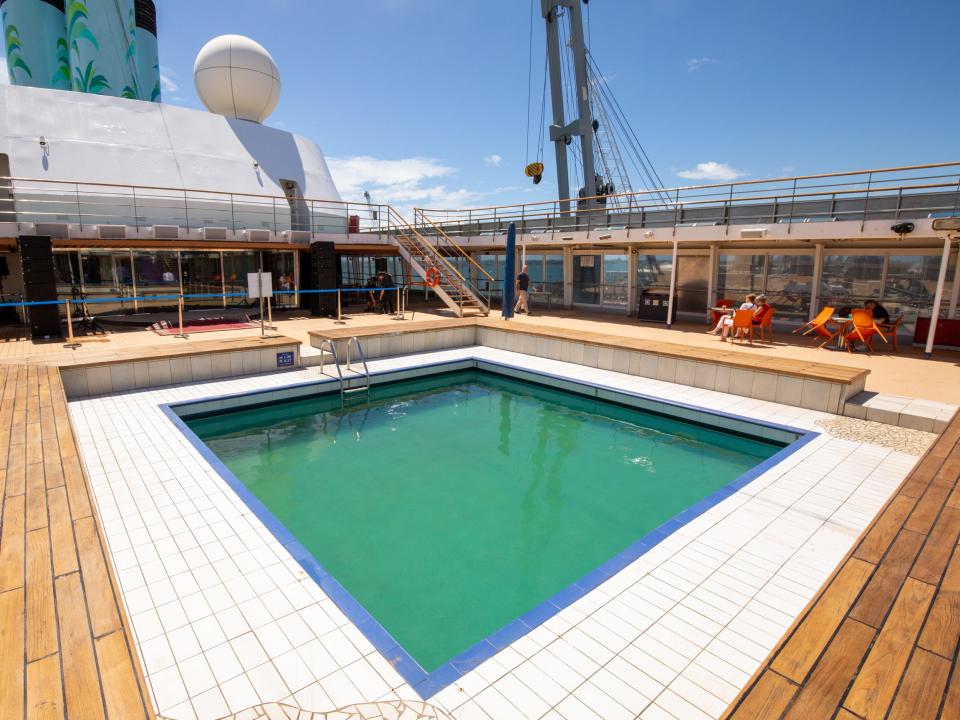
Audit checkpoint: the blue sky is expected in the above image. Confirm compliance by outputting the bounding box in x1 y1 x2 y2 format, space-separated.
4 0 959 212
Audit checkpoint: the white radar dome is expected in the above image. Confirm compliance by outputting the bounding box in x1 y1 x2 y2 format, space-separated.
193 35 281 123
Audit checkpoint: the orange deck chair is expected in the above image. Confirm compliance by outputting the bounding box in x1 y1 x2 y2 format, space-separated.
795 306 837 340
843 309 888 353
877 314 903 351
731 309 756 344
757 307 776 343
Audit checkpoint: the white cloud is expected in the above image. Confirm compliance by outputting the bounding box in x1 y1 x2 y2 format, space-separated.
159 73 178 93
0 58 9 85
676 161 745 181
327 156 482 217
686 57 716 73
484 154 503 167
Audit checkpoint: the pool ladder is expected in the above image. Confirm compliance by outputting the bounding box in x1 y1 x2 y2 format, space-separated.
316 337 371 405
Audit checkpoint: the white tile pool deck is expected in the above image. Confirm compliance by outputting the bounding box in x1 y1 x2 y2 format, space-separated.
67 346 921 720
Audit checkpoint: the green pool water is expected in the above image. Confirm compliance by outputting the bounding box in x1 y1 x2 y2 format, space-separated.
186 369 782 672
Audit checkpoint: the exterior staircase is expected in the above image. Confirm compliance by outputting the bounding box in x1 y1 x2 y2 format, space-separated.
385 207 492 317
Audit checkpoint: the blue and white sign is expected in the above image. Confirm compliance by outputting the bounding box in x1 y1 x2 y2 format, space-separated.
276 351 294 367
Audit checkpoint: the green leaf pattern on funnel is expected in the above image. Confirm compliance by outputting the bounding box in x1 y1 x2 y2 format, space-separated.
3 16 33 80
67 0 110 94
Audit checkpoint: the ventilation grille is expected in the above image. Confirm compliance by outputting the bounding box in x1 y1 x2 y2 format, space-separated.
283 230 312 243
245 229 271 243
202 227 228 241
153 224 179 240
97 224 126 240
35 222 69 238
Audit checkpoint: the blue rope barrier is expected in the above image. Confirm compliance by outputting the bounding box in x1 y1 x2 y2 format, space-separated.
0 286 403 308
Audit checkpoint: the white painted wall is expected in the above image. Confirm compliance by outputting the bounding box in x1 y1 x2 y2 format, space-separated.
0 84 341 203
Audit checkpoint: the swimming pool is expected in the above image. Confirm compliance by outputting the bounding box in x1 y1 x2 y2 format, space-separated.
175 365 796 695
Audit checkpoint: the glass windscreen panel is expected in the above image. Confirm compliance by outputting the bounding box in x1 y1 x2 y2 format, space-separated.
884 254 952 333
80 250 134 314
717 254 764 304
180 252 223 308
821 255 884 314
602 254 629 306
222 251 258 309
573 254 601 304
766 254 814 320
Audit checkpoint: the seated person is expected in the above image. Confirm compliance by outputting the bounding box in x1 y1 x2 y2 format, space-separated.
752 295 772 325
864 299 890 324
364 275 379 312
709 293 756 335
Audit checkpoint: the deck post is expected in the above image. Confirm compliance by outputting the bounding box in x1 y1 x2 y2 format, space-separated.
809 243 824 321
924 235 953 358
666 237 679 328
706 244 717 314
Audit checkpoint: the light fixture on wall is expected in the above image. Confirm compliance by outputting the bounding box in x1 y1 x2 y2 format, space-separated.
644 230 654 238
252 161 260 170
932 218 960 232
598 234 612 240
38 136 47 148
740 227 768 239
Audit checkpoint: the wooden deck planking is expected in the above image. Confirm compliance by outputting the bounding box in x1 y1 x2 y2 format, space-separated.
0 364 154 720
723 408 960 719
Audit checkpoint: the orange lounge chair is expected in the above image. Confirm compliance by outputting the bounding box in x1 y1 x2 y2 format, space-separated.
756 307 775 343
876 314 903 351
731 308 756 344
795 306 837 341
843 309 888 353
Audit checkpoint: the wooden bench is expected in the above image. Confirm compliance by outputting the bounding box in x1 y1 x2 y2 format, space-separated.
55 335 302 398
311 318 869 414
723 408 960 719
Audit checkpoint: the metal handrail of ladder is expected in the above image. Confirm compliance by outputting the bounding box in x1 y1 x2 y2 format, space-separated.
316 338 345 402
316 337 371 405
345 337 371 403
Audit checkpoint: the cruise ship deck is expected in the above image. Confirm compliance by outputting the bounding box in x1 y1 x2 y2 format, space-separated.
1 2 959 716
0 302 958 719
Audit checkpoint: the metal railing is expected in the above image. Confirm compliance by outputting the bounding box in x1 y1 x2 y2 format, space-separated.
0 175 395 236
415 161 960 238
384 206 491 316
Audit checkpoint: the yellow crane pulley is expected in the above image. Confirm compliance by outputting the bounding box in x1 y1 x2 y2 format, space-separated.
524 161 544 185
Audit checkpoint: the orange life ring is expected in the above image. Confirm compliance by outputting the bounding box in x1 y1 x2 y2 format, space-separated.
425 268 441 287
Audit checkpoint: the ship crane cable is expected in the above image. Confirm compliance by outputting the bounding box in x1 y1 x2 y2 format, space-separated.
524 0 547 185
526 0 669 208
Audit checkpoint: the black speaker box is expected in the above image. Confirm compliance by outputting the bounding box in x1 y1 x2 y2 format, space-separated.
308 242 338 316
18 235 53 255
28 306 60 338
18 235 60 337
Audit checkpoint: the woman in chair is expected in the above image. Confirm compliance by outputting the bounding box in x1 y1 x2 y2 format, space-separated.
709 293 756 336
752 295 772 328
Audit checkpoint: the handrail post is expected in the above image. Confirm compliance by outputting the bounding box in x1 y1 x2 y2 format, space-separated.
335 288 345 325
787 178 797 234
63 299 80 348
176 293 187 339
75 183 83 229
230 193 236 233
861 171 872 232
131 186 139 231
272 197 277 235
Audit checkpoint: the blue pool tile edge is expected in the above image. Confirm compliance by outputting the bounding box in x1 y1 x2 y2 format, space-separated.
159 360 819 700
